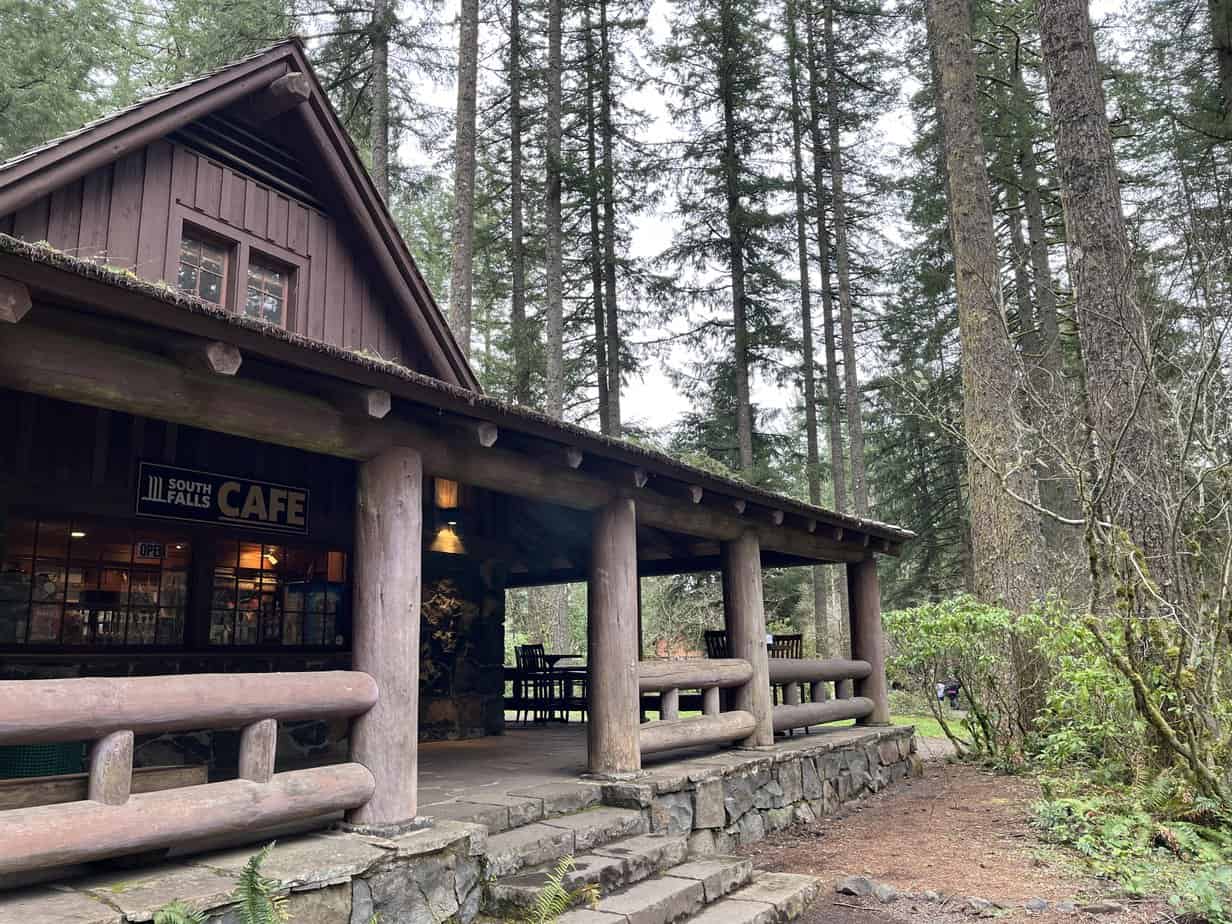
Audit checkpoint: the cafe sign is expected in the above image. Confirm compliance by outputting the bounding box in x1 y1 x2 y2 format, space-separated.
135 462 310 535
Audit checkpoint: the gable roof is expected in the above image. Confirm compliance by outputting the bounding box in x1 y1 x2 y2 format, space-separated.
0 39 480 392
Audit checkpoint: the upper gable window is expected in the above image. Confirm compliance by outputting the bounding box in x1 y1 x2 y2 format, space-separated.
178 232 229 305
245 258 289 326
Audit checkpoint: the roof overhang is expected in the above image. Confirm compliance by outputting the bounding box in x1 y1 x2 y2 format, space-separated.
0 237 915 566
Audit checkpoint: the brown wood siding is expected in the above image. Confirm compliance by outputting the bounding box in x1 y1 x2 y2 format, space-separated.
1 142 408 365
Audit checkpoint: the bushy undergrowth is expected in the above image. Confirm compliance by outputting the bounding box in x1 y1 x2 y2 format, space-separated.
885 595 1232 920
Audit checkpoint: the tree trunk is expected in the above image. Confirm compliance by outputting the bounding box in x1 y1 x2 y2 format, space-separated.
1212 0 1232 120
719 0 755 476
509 0 531 407
1037 0 1179 601
599 0 622 434
545 0 564 419
805 0 849 650
1013 61 1089 602
786 0 830 658
823 0 868 516
927 0 1047 612
585 5 611 435
369 0 390 201
449 0 480 357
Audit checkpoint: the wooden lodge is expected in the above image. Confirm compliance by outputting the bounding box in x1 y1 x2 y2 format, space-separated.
0 40 913 894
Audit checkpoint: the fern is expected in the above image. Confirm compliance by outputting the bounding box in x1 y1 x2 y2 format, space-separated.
233 843 290 924
152 901 206 924
521 856 600 924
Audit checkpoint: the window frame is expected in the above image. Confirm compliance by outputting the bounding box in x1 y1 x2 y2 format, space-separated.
243 252 296 328
167 204 305 331
177 225 234 307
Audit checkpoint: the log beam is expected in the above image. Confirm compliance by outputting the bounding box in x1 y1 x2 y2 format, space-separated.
847 556 890 724
174 340 243 376
331 387 391 420
238 719 277 783
587 497 641 776
239 72 312 122
721 531 774 747
348 447 423 829
0 276 31 324
0 321 893 562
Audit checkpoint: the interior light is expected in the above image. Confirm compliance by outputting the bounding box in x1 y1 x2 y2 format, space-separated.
264 552 279 566
174 544 184 551
446 519 458 526
71 530 87 539
434 478 460 510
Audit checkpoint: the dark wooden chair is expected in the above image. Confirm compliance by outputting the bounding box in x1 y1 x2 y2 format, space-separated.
703 630 729 659
770 633 803 659
770 634 805 722
514 644 561 723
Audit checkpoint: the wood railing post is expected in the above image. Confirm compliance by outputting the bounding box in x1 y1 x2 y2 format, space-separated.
721 530 774 747
238 719 278 783
88 730 133 805
702 686 720 716
348 447 424 830
847 555 890 724
661 688 680 721
588 497 641 776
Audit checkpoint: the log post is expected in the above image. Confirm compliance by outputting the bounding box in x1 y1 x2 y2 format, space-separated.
347 447 424 830
702 686 721 716
721 530 774 747
238 719 278 783
847 555 890 724
661 688 680 720
88 730 133 806
587 497 641 776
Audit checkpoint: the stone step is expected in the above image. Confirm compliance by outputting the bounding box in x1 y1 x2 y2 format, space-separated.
684 872 823 923
487 832 689 915
485 806 648 878
422 781 603 834
554 856 753 924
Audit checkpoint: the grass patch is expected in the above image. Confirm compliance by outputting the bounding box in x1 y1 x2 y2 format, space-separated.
892 712 949 739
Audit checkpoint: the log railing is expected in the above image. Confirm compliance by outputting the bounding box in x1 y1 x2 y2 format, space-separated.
769 658 876 732
0 671 379 875
637 658 757 755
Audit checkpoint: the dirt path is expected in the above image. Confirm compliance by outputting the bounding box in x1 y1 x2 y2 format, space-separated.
739 742 1173 923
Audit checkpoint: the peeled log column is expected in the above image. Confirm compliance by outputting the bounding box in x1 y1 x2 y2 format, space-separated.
588 497 641 775
847 556 890 724
721 530 774 747
348 447 423 829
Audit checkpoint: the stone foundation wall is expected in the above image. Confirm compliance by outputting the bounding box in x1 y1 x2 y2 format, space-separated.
613 726 918 855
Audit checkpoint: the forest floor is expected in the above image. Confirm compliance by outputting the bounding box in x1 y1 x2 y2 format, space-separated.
739 740 1178 923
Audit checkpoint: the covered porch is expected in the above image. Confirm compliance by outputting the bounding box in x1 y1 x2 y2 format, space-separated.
0 240 913 884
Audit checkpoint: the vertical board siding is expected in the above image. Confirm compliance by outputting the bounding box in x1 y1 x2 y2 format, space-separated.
136 141 173 281
1 140 428 378
268 195 288 248
78 165 113 263
305 209 329 340
13 196 50 243
107 149 147 269
47 180 83 252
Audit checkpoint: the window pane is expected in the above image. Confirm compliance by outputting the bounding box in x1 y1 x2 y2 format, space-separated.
61 605 88 644
0 558 31 644
200 244 225 274
180 239 201 263
210 610 234 645
156 606 184 645
245 287 262 319
200 270 223 303
262 293 281 324
31 560 65 603
37 521 70 560
7 518 37 557
178 263 198 293
28 604 61 642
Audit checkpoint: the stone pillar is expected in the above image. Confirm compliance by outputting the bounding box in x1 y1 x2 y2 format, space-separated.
587 497 641 776
721 530 774 747
847 555 890 725
347 447 424 830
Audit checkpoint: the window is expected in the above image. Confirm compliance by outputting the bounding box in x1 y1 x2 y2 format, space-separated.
210 540 347 647
245 258 289 326
178 233 228 304
0 518 190 647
